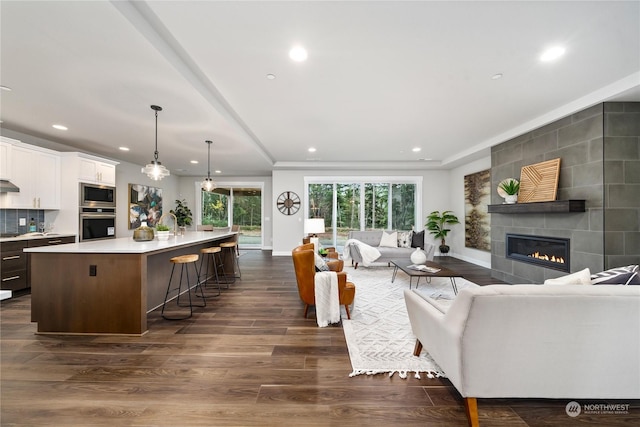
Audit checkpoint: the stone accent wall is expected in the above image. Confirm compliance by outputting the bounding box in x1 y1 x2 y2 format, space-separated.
491 102 640 284
604 102 640 268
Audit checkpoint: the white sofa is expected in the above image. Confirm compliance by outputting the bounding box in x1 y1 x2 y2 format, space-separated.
404 284 640 427
346 230 435 268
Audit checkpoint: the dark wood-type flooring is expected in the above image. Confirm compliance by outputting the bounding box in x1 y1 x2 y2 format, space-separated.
1 251 638 426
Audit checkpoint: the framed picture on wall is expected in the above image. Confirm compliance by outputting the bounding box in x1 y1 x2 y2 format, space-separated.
464 169 491 251
128 184 163 229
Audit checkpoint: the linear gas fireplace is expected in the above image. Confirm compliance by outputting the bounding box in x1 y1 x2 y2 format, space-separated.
506 234 570 272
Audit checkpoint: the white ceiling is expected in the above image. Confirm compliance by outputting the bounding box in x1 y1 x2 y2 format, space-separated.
1 1 639 177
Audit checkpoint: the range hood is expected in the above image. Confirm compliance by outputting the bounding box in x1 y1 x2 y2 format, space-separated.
0 180 20 193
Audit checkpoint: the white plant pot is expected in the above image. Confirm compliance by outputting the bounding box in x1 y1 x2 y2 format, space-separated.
504 194 518 204
410 248 427 265
156 231 171 241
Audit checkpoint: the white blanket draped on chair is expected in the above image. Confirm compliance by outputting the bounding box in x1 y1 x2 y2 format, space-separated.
343 239 381 266
314 271 340 327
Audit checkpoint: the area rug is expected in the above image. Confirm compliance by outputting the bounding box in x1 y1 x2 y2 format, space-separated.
341 265 478 379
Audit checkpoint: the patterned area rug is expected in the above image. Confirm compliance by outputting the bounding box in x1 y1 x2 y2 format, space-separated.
341 264 478 379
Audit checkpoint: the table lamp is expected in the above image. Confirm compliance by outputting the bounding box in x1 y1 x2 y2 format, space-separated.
304 218 325 253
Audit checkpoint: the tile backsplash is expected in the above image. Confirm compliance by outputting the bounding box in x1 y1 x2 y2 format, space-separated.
0 209 45 235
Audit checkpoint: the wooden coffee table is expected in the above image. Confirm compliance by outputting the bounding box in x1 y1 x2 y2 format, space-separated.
391 260 462 294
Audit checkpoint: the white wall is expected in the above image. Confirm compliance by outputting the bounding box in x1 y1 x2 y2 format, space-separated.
448 156 492 268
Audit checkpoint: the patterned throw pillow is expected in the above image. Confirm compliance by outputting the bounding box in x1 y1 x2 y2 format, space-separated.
411 230 425 249
591 265 639 285
314 252 329 272
397 231 413 248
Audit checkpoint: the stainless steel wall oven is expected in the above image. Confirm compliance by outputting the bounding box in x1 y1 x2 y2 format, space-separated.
79 208 116 241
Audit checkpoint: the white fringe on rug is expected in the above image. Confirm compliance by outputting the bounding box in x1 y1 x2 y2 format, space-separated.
341 265 478 379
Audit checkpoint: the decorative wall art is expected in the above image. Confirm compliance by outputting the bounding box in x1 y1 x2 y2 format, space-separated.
128 184 163 229
518 158 561 202
464 169 491 251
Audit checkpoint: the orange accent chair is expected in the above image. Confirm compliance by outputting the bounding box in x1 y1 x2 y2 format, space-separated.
292 243 355 320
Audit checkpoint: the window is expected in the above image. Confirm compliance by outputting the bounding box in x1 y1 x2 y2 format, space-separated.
305 177 422 249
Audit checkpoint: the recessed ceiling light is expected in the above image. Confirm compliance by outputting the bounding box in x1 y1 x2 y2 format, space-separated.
308 147 317 153
52 124 68 131
491 73 503 80
540 46 566 62
412 147 421 152
119 146 130 151
289 46 308 62
266 74 276 80
190 160 198 164
215 170 222 174
0 85 12 91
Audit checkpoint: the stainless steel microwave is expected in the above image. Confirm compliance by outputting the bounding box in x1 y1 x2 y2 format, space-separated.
80 183 116 208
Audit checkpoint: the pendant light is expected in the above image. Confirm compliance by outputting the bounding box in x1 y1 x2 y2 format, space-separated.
201 140 216 192
141 105 170 180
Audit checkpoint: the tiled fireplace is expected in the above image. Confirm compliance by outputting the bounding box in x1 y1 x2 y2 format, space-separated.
506 234 570 273
490 102 640 284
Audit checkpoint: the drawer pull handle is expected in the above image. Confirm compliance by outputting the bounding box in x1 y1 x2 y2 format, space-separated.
48 240 62 244
2 255 21 261
2 276 20 282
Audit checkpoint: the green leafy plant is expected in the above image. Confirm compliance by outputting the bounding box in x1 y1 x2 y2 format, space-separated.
170 199 193 227
425 210 460 252
499 178 520 195
155 224 171 231
318 248 328 256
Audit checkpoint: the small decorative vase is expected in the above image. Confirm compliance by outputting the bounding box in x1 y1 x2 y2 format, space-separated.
410 247 427 265
133 221 154 242
504 194 518 204
156 231 170 241
178 226 187 235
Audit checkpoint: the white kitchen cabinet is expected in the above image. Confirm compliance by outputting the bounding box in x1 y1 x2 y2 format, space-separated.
78 156 117 185
0 144 60 209
0 138 14 180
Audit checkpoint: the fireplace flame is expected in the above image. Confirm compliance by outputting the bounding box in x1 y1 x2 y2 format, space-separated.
529 252 565 264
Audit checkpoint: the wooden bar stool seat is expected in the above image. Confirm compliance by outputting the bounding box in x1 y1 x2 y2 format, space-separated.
199 246 231 294
219 241 241 281
161 253 205 320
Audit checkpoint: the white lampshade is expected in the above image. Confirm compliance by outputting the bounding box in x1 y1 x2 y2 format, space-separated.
304 218 325 235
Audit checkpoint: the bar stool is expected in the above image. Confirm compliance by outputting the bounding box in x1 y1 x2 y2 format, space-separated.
199 246 229 295
219 241 241 282
161 254 205 320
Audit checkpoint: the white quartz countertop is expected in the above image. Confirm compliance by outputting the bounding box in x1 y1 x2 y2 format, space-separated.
23 231 236 254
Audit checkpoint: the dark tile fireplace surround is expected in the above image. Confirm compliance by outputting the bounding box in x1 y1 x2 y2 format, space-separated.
490 102 640 284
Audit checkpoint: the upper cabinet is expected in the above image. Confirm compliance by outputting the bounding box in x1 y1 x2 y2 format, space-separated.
0 141 60 209
78 157 117 185
0 137 15 180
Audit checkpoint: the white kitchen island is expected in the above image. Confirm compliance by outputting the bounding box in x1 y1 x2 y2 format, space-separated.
25 231 237 335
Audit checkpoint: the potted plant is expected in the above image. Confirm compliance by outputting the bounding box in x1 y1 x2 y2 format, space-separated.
155 223 171 241
498 178 520 204
170 199 192 234
425 210 460 254
318 248 329 257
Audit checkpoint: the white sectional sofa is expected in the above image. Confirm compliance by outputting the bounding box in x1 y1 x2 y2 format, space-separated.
345 230 435 268
404 284 640 427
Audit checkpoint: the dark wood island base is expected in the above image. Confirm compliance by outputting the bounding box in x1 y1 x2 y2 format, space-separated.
27 232 236 335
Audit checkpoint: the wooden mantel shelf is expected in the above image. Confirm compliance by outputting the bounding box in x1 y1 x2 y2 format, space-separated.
488 200 586 214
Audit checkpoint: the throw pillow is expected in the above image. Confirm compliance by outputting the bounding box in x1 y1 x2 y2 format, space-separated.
397 231 413 248
314 252 329 272
544 268 592 285
591 264 639 285
411 230 425 249
379 231 398 248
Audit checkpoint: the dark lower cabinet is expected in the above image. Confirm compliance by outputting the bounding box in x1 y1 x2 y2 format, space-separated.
1 241 28 292
1 236 75 297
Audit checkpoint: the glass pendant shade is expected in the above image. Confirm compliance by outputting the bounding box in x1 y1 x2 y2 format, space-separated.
201 140 216 192
142 105 170 181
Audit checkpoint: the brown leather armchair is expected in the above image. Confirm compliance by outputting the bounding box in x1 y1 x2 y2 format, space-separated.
292 243 355 320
